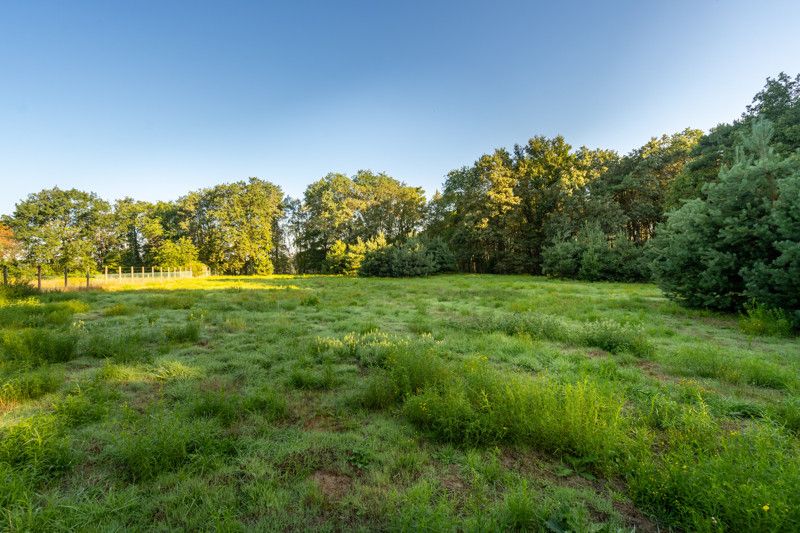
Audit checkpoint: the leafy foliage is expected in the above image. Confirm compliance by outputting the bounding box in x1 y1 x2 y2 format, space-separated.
651 119 800 326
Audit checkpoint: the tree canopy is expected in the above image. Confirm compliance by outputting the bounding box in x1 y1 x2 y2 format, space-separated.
2 72 798 325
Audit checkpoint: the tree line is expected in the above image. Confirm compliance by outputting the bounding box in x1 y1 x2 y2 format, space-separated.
1 73 798 324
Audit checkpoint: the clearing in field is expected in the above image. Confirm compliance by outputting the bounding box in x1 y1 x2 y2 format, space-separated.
1 275 799 531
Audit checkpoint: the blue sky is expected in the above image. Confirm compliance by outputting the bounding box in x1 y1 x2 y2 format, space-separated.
2 0 799 215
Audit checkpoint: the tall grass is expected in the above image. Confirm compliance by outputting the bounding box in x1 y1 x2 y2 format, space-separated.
106 409 235 481
0 366 64 409
79 331 150 362
164 320 201 344
627 417 800 531
53 384 115 427
366 350 629 467
1 328 79 365
0 414 73 476
667 347 796 390
463 312 654 356
738 302 794 337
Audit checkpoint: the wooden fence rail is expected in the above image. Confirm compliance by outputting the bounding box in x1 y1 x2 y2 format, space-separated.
0 265 209 290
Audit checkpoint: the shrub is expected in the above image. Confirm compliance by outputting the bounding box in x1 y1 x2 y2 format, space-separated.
542 223 649 282
738 301 793 337
359 238 452 278
541 240 582 279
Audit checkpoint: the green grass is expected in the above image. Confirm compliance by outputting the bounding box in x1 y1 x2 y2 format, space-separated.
1 275 798 530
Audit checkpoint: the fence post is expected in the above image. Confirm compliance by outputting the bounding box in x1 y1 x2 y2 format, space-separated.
64 267 68 288
104 266 108 280
118 266 122 280
151 266 154 278
37 265 42 290
160 267 163 279
2 265 7 286
86 270 90 289
130 266 134 278
141 266 145 279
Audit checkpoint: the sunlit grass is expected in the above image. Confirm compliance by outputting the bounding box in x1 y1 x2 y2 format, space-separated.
0 275 798 530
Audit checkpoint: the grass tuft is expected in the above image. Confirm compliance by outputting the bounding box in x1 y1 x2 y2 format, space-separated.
0 366 64 409
107 409 234 482
1 328 79 365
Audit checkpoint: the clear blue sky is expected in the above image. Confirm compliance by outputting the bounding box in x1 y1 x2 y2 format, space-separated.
2 0 799 216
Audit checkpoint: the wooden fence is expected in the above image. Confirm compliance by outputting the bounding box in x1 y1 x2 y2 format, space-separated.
102 266 200 281
1 265 208 290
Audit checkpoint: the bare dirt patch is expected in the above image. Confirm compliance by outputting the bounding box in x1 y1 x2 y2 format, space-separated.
313 470 352 501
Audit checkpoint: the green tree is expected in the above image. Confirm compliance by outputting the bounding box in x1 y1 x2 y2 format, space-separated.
592 129 702 242
298 171 425 272
650 120 799 317
112 198 165 267
669 73 800 206
7 188 111 273
181 178 284 275
154 237 200 269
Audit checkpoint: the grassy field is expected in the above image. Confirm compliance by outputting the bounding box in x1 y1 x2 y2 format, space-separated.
1 275 799 531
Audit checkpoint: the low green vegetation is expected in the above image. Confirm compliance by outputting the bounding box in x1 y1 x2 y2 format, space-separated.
1 275 798 530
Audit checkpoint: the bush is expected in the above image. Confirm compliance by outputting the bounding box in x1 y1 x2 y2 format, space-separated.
738 301 794 337
359 238 454 278
542 223 649 282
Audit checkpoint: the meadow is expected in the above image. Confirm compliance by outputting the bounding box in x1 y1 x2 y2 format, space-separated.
1 275 799 531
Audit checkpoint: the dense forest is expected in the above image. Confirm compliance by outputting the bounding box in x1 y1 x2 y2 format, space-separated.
2 73 799 325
